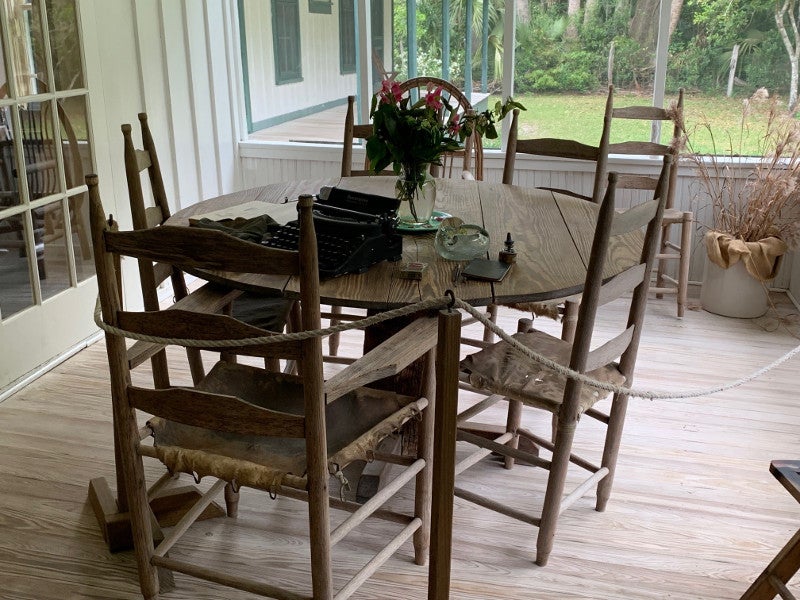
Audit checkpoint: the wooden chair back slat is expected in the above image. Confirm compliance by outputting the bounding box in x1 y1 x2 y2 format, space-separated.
609 140 671 156
90 179 321 436
585 325 635 372
116 309 302 359
103 226 300 276
144 205 163 229
134 148 152 171
567 157 669 384
128 387 306 438
503 86 613 202
611 105 669 120
515 138 605 162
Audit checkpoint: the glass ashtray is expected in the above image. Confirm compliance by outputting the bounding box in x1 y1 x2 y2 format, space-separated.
434 217 490 261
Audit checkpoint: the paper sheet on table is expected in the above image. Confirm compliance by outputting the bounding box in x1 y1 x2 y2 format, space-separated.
191 200 298 225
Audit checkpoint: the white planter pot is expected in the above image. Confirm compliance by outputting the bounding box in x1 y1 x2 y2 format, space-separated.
700 259 768 318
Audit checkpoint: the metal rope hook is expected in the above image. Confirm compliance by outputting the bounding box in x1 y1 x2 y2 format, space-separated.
445 289 456 310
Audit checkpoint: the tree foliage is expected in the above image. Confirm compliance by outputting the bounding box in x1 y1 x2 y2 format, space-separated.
393 0 793 101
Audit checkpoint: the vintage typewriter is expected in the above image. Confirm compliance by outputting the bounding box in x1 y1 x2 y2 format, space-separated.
263 186 403 279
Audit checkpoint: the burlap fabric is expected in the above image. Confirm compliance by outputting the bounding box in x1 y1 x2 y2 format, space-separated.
705 231 786 282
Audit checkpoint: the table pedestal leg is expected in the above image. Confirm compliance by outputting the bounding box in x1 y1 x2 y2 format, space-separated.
88 477 225 553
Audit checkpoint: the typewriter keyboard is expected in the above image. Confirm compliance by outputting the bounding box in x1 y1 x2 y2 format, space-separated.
263 222 365 277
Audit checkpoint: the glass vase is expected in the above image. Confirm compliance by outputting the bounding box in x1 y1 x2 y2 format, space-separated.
395 165 436 226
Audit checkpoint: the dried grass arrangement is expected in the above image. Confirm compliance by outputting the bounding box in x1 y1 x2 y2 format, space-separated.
678 95 800 280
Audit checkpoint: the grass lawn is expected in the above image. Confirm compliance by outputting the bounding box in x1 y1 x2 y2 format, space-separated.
484 90 794 156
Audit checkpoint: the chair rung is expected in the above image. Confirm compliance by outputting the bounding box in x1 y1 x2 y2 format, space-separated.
333 518 421 600
516 428 601 473
649 286 678 295
321 312 362 322
454 431 515 476
453 486 540 526
663 240 682 252
154 478 227 558
321 354 357 365
330 458 424 546
457 394 505 423
152 555 310 600
659 274 679 285
460 336 492 349
655 252 679 260
457 429 550 469
559 467 609 515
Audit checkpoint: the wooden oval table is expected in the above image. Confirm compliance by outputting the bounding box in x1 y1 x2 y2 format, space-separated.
168 175 642 600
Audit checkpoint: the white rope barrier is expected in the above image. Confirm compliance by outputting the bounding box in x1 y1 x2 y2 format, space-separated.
94 293 800 402
93 295 450 348
454 298 800 401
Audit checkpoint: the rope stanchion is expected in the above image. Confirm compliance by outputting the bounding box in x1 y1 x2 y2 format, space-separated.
452 298 800 401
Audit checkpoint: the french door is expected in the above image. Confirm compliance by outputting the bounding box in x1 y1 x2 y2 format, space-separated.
0 0 96 391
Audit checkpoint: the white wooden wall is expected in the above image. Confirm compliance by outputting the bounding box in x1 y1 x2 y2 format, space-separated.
238 144 796 290
86 0 242 230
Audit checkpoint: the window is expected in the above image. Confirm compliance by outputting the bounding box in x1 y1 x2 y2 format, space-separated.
339 0 355 74
272 0 302 84
0 0 95 320
308 0 331 15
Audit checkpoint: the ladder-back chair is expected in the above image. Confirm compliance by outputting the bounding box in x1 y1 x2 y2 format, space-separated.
608 88 692 317
123 114 293 377
397 76 484 181
90 180 437 599
500 94 613 343
455 159 671 566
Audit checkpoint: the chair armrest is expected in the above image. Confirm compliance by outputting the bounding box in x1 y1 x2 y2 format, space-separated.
127 283 242 369
324 314 439 402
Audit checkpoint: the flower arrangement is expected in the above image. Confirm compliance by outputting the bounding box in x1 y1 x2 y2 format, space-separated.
366 79 524 222
680 94 800 280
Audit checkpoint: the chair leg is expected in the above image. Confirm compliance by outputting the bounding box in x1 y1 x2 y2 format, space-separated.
504 318 529 470
536 413 577 566
504 400 523 470
483 303 499 344
561 300 579 343
413 348 435 566
676 211 693 318
307 463 333 598
185 348 205 385
120 428 160 598
224 481 239 518
596 392 630 512
328 305 342 356
655 222 670 299
150 350 171 389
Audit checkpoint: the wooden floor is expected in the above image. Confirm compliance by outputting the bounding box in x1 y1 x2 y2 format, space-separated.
2 291 800 599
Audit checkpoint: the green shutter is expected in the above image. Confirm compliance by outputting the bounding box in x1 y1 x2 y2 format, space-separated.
272 0 303 84
339 0 356 74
